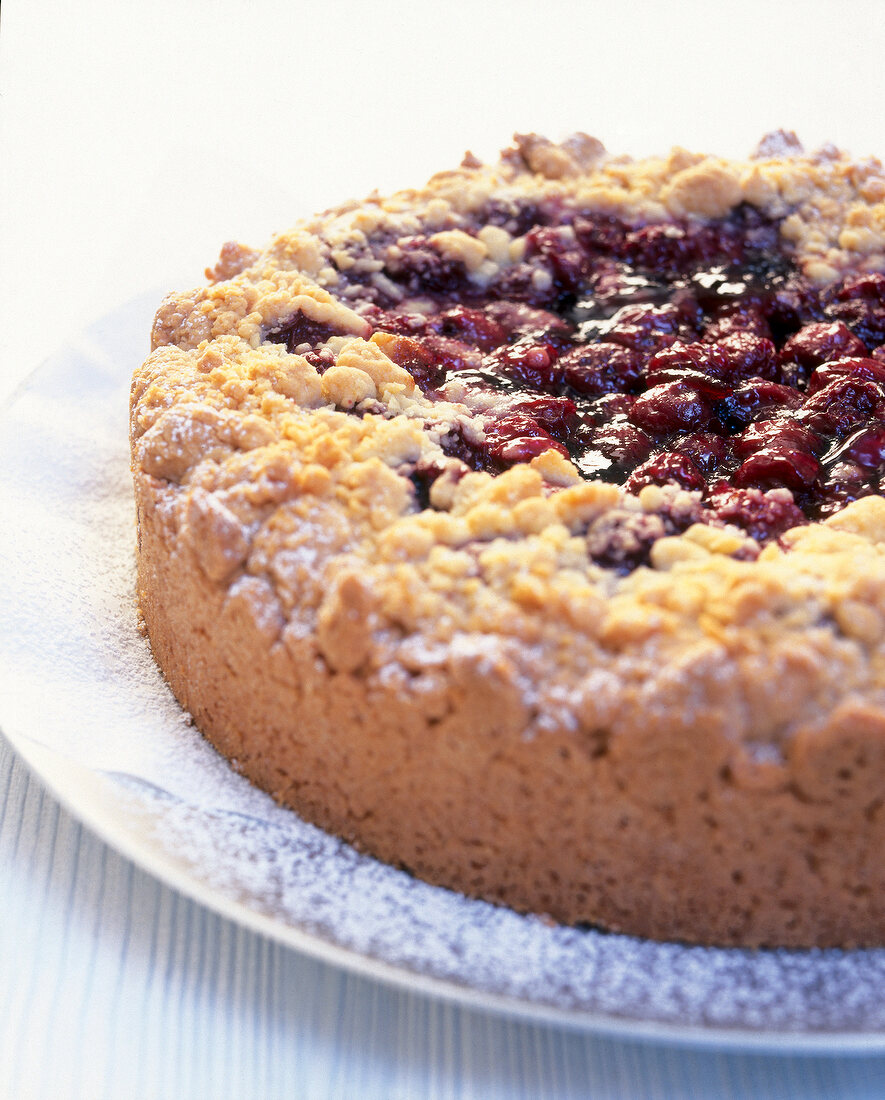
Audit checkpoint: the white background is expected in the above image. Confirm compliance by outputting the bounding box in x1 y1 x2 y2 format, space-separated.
3 2 885 1096
3 0 885 404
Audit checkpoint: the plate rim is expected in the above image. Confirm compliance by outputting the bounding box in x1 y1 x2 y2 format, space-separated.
6 727 885 1055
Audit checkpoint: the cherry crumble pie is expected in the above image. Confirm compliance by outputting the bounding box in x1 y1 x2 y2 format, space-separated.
132 133 885 947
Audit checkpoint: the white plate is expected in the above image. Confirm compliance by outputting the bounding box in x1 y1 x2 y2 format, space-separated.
3 295 885 1053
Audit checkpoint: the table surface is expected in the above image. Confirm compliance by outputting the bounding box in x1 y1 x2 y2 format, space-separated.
4 2 885 1095
5 735 885 1099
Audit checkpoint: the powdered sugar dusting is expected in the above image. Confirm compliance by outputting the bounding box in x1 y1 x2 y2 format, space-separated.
4 297 885 1044
114 779 885 1035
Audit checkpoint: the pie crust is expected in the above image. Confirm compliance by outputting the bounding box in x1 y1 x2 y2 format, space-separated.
131 133 885 947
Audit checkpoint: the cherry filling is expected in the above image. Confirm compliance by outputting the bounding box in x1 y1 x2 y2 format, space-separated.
267 206 885 569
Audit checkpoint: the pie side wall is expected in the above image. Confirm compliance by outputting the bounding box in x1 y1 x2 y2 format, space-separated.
134 474 885 949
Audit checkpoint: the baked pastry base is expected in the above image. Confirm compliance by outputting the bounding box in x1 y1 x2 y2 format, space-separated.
133 134 885 947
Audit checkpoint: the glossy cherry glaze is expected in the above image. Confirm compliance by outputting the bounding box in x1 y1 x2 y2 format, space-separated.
268 205 885 568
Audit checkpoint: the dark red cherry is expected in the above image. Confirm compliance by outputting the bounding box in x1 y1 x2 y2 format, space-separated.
780 320 868 370
834 272 885 302
815 463 876 518
584 393 637 424
824 299 885 351
707 486 807 541
644 342 732 394
703 302 773 342
720 379 802 428
806 356 885 394
733 420 823 460
558 343 644 396
504 395 577 438
483 340 564 391
625 451 706 492
630 381 713 435
418 334 483 373
821 460 872 489
432 306 508 351
767 278 826 338
734 447 820 492
599 303 685 353
800 377 885 439
482 413 569 467
368 310 431 337
496 435 570 464
675 431 731 474
484 301 573 345
835 425 885 471
716 332 779 382
591 422 655 467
